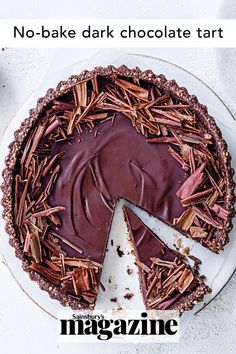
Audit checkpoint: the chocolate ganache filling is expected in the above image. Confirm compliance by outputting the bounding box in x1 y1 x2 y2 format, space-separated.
49 113 187 263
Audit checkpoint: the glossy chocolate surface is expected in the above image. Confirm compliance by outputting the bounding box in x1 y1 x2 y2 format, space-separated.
49 113 187 263
123 206 176 267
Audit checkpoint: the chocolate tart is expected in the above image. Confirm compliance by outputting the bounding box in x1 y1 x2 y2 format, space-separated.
1 65 235 310
123 206 211 313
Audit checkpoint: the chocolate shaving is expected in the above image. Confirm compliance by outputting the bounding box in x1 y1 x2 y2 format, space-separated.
115 78 149 101
44 259 62 272
146 137 177 144
43 152 65 177
30 262 61 285
30 206 65 218
29 232 43 263
162 270 183 288
192 206 223 229
16 170 33 227
178 269 194 293
25 124 46 169
209 204 229 221
150 257 176 268
44 117 62 137
41 238 65 257
174 207 196 231
51 231 83 254
168 146 189 171
176 162 206 199
206 180 225 207
135 259 151 273
181 187 214 207
190 226 208 238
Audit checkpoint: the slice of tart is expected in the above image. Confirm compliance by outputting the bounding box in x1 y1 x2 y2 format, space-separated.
123 206 211 312
1 66 234 310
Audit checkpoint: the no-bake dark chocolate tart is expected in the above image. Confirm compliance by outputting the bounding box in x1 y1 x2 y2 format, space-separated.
1 65 235 311
123 206 211 313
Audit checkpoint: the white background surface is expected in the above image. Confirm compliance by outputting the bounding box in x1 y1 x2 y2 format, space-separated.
0 1 236 354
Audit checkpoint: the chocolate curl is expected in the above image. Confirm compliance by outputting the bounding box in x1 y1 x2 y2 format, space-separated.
192 206 223 229
209 204 230 221
115 78 149 101
176 162 206 199
30 262 61 285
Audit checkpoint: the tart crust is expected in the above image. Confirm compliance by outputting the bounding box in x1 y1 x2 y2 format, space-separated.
1 65 235 310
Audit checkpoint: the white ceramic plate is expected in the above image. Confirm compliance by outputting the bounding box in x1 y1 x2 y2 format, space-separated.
0 51 235 330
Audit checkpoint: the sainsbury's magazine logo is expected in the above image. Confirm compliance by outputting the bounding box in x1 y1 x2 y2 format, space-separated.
57 310 179 343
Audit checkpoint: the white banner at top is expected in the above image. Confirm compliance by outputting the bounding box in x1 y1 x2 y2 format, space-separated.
0 19 236 48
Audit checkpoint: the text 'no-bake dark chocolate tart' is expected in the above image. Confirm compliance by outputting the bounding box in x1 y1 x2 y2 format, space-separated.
1 65 235 312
